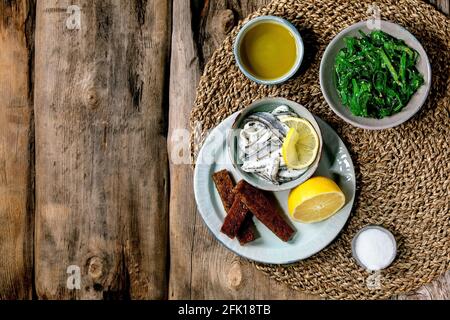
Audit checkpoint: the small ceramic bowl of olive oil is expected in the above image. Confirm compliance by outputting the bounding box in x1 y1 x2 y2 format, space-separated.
234 16 304 85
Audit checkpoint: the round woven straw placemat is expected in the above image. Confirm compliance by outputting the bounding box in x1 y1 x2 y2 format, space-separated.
190 0 449 299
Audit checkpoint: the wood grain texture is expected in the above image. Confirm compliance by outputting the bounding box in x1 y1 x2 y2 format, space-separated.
169 0 449 300
34 0 170 299
168 0 316 300
0 0 35 300
0 0 447 301
395 271 450 300
428 0 449 14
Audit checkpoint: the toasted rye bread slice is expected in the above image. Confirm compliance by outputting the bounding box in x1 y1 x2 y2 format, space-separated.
212 170 256 244
234 180 295 242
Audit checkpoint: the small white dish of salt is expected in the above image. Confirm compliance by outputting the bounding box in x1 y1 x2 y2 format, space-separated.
351 225 397 271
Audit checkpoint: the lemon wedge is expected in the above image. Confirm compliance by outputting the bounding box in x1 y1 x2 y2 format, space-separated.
281 117 319 169
288 177 345 223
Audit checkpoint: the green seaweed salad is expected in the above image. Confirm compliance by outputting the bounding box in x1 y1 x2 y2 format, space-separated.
334 30 424 118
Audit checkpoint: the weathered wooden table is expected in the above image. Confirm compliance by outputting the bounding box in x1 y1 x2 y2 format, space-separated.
0 0 448 300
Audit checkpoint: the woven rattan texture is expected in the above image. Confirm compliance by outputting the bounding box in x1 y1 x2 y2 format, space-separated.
190 0 450 299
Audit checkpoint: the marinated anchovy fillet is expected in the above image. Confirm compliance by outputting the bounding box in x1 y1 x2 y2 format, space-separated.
212 170 256 244
239 105 307 184
271 105 298 121
234 180 295 242
246 112 288 140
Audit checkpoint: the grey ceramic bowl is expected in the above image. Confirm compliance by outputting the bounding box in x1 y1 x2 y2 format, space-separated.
320 20 431 130
351 225 397 271
227 98 322 192
234 16 304 85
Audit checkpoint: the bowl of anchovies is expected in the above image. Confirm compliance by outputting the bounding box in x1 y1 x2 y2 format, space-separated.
320 20 431 130
228 97 323 192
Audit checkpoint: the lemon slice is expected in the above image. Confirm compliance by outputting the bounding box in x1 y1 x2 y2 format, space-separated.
288 177 345 223
281 117 319 169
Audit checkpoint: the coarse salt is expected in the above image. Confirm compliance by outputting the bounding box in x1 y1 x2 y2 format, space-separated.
355 228 396 271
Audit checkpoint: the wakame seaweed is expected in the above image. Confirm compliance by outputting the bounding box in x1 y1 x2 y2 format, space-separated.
334 30 424 118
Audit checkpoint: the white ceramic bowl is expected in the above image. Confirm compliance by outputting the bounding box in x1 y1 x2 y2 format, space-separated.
234 16 304 85
227 97 322 192
320 20 431 130
351 225 397 270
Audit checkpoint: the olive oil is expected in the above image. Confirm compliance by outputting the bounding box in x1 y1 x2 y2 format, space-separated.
240 22 297 80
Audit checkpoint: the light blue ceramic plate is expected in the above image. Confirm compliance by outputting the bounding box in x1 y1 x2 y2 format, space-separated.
194 112 356 264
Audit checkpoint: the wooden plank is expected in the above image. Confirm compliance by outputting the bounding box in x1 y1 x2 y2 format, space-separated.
168 0 317 300
34 0 170 299
396 271 450 300
0 0 34 300
428 0 449 15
